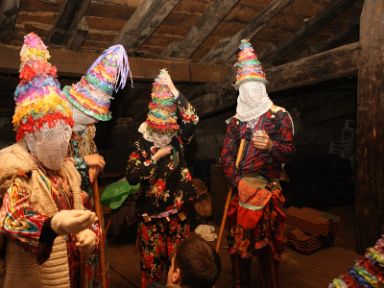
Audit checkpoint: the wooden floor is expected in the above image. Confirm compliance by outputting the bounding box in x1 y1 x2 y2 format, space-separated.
0 206 357 288
108 205 358 288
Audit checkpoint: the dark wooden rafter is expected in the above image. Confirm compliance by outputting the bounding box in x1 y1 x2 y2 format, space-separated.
0 44 231 83
201 0 293 64
115 0 180 51
160 0 240 58
355 0 384 252
0 0 21 42
47 0 91 46
193 42 359 117
260 0 356 65
310 16 359 55
67 18 88 50
267 42 359 93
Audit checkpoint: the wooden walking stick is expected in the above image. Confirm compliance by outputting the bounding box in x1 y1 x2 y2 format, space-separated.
93 179 108 288
216 139 245 252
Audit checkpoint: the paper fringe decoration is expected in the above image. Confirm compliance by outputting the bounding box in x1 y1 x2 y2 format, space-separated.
144 69 179 136
13 32 73 141
63 44 132 121
234 39 266 89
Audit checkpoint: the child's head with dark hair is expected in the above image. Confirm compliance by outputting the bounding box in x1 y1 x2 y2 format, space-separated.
167 235 221 288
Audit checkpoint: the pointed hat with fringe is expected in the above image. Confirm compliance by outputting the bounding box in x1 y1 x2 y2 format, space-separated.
144 69 179 136
63 44 132 121
234 39 266 89
13 32 73 141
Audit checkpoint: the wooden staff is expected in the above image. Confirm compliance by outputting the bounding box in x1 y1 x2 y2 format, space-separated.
216 139 245 252
93 179 108 288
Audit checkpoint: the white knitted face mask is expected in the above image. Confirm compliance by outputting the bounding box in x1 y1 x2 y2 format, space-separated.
72 106 96 133
25 121 72 170
138 122 173 148
236 81 273 122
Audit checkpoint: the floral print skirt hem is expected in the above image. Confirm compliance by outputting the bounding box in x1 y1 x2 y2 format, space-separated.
138 215 190 288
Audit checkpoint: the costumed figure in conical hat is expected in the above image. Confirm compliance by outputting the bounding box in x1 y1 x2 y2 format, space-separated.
63 44 132 287
0 32 98 288
220 39 295 288
63 44 132 197
125 69 199 288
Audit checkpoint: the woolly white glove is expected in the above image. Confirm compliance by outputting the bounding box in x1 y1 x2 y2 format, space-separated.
76 229 97 257
51 210 98 235
194 224 217 242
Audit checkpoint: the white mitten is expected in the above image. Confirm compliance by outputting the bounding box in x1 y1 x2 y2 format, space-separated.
194 225 217 242
51 210 98 235
76 229 97 257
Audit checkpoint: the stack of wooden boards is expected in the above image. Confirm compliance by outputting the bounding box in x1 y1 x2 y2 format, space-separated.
285 207 341 254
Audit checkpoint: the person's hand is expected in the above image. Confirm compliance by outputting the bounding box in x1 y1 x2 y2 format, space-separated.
252 130 272 150
160 73 179 98
51 210 98 235
88 166 100 183
152 146 172 162
76 229 97 257
84 154 105 170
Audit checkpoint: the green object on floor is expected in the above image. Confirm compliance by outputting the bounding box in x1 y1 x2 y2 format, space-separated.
101 178 140 210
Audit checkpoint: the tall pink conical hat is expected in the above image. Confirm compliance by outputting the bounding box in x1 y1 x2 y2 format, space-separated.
234 39 266 89
13 32 73 141
144 69 179 136
63 44 132 121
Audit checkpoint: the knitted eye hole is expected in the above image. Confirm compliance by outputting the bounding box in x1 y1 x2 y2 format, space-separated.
33 121 72 144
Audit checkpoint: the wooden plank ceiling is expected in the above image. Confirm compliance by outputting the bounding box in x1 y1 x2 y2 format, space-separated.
0 0 363 124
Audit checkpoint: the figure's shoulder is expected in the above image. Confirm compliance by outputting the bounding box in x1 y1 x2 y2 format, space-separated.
0 143 37 174
271 105 287 114
270 105 292 120
225 116 239 126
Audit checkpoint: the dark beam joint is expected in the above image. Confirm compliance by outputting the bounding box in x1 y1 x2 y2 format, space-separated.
116 0 180 51
201 0 293 64
310 17 359 55
0 0 21 42
48 0 91 46
160 0 240 59
67 21 88 50
260 0 356 65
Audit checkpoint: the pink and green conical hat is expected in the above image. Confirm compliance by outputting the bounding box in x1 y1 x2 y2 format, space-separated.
234 39 266 89
144 69 179 136
63 44 132 121
13 32 73 141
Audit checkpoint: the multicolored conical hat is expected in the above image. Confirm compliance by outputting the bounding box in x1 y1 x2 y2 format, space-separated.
12 32 73 141
144 69 179 136
329 234 384 287
63 44 132 121
234 39 266 89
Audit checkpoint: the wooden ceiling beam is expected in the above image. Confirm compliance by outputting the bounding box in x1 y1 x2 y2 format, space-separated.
160 0 240 59
310 17 359 55
115 0 180 52
47 0 91 46
0 44 231 83
267 42 359 93
0 0 21 41
260 0 355 65
67 19 88 50
193 42 359 117
201 0 293 64
355 0 384 252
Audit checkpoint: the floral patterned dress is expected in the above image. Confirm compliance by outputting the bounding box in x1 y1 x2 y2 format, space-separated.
125 94 198 288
